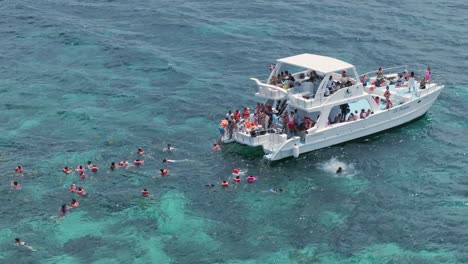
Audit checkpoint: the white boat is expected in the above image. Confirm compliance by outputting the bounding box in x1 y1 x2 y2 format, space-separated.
221 54 444 161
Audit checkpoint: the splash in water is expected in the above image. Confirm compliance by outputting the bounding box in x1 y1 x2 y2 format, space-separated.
318 157 356 178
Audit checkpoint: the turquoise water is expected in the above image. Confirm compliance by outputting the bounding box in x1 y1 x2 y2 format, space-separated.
1 0 467 263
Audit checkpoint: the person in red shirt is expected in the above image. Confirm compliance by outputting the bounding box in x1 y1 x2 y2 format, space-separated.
141 189 150 197
242 107 250 119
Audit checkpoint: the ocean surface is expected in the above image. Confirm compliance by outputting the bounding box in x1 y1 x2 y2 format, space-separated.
0 0 467 263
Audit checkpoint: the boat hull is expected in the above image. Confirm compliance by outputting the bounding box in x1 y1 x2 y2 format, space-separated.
265 87 442 161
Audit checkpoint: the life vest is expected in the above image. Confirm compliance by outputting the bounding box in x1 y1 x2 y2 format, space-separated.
247 176 257 182
234 177 241 182
233 168 239 174
76 166 85 172
141 190 149 196
234 112 240 120
134 160 144 165
91 166 98 172
15 167 23 173
221 181 229 187
71 202 79 207
69 186 76 192
245 121 252 129
220 119 228 128
63 168 69 173
78 190 85 195
80 172 86 179
161 169 169 175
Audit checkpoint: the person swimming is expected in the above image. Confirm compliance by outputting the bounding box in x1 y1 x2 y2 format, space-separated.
68 184 77 192
247 176 257 183
91 165 98 172
119 160 129 167
336 167 343 174
138 148 145 155
232 168 240 175
77 187 86 196
63 167 73 174
160 169 169 175
59 204 71 217
221 180 229 187
76 165 85 172
70 199 79 208
141 189 150 197
213 143 221 151
233 176 241 183
79 171 86 179
15 165 24 173
205 184 215 188
11 181 22 190
163 144 175 152
134 159 144 165
110 162 117 171
15 238 36 251
87 161 93 169
162 158 175 163
269 188 285 194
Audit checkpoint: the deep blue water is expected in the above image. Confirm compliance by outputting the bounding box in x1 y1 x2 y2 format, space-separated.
0 0 467 263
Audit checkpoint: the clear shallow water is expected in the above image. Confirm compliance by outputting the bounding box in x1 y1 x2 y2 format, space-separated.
0 0 467 263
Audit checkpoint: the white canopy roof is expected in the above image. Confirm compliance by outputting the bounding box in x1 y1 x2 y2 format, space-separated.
277 53 354 74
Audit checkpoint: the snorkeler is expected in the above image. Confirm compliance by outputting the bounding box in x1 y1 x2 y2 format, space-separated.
137 148 145 155
77 187 87 196
213 143 221 151
110 162 117 171
141 189 150 197
76 165 85 173
59 204 71 217
268 188 285 194
163 144 175 152
205 184 215 188
68 184 77 192
233 176 241 183
336 167 343 174
134 159 144 166
15 238 36 251
15 165 24 173
160 169 169 175
70 199 79 208
247 175 257 183
11 181 22 190
91 165 98 172
63 167 73 174
162 158 175 164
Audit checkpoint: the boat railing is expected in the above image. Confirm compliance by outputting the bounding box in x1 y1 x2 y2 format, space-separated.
250 78 288 100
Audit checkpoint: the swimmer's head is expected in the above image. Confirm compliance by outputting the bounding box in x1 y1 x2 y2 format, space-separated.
336 167 343 173
15 238 20 243
235 176 240 179
87 161 92 165
138 148 143 151
71 199 76 203
13 181 18 185
78 187 82 191
160 169 164 172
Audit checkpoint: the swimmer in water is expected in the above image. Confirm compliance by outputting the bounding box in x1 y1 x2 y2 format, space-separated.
87 161 93 169
119 160 129 167
336 167 343 174
110 162 117 171
59 204 71 217
221 180 229 187
77 187 87 196
138 148 145 155
79 171 86 179
70 199 79 208
233 176 241 183
160 169 169 175
163 144 175 152
232 168 240 175
247 175 257 183
213 143 221 151
15 165 24 173
68 184 77 192
205 184 215 188
268 188 285 194
76 165 85 173
141 189 150 197
91 165 98 172
15 238 36 251
134 159 144 166
11 181 22 190
162 158 175 164
63 167 73 174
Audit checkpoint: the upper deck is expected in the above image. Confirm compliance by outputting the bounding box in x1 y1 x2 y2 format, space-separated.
252 54 364 111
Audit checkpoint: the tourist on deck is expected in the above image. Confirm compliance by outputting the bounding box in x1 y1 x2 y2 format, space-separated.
384 86 391 101
226 110 233 121
366 109 371 117
347 113 357 121
374 96 380 105
403 69 409 80
228 119 235 140
395 74 404 87
340 104 349 122
360 109 366 119
425 67 431 82
242 107 250 119
340 70 350 88
287 111 295 138
386 99 393 109
408 71 416 93
233 110 240 121
334 114 342 124
419 77 427 89
271 110 279 129
325 76 334 96
376 67 385 87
